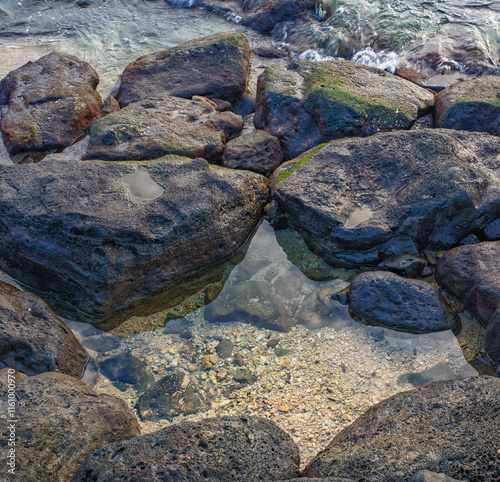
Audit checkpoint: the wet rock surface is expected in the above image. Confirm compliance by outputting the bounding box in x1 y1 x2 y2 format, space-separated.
272 129 500 267
397 361 456 387
349 271 457 333
205 280 296 332
73 416 300 481
223 129 283 176
136 370 208 422
0 370 140 482
0 281 87 377
99 352 155 392
115 33 250 107
437 241 500 365
303 376 500 481
255 60 434 159
435 76 500 136
84 96 243 162
0 157 267 321
377 255 425 278
0 51 101 154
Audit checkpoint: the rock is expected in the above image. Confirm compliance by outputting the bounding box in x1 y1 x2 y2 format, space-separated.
0 52 101 154
397 361 456 387
255 60 434 159
223 130 283 176
303 376 500 481
99 95 120 117
283 478 355 482
267 338 280 348
81 334 122 353
295 286 353 330
0 157 266 322
0 281 87 377
163 318 191 335
179 330 193 339
458 233 480 245
215 339 234 358
136 370 207 422
349 271 457 333
84 96 243 163
201 354 219 369
99 352 155 392
484 310 500 368
485 218 500 240
234 368 257 384
241 0 317 34
435 76 500 136
0 370 140 481
232 94 256 116
205 280 296 332
271 129 500 267
73 416 300 481
409 470 465 482
378 255 425 278
233 353 245 366
254 46 288 58
115 33 250 107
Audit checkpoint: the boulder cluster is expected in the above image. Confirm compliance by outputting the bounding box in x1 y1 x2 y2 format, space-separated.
0 25 499 480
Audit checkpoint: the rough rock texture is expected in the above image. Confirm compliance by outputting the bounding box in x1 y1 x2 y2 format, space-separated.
255 60 434 159
378 255 425 278
99 352 155 392
408 470 464 482
0 157 267 321
485 218 500 240
136 370 207 422
436 241 500 364
271 130 500 267
204 280 296 332
303 376 500 481
349 271 457 333
115 33 250 107
0 51 101 154
84 96 243 162
223 129 283 176
0 281 87 377
0 370 140 482
435 76 500 136
73 416 300 481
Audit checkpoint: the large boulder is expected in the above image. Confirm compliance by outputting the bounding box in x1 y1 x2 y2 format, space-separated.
0 370 140 482
349 271 457 333
0 52 101 155
0 281 87 377
254 60 434 159
271 130 500 267
241 0 317 34
0 157 267 322
73 416 300 481
303 376 500 481
436 241 500 365
435 76 500 136
84 96 243 162
115 33 250 107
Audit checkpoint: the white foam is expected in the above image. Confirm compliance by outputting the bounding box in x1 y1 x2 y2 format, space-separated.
351 48 399 74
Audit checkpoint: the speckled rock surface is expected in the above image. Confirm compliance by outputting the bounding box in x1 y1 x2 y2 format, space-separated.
254 60 434 159
0 51 101 154
73 416 300 481
303 376 500 481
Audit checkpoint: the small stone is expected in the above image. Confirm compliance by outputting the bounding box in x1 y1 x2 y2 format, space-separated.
267 338 280 348
278 404 294 412
233 353 245 366
215 339 234 358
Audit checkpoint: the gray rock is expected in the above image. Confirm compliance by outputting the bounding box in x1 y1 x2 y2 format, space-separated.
215 339 234 358
0 157 266 322
485 218 500 240
409 470 465 482
205 280 296 332
99 352 155 392
81 334 122 353
436 241 500 365
397 361 456 387
223 130 283 177
0 52 101 154
84 96 243 163
234 368 257 384
115 33 250 107
255 60 434 159
0 281 87 377
135 370 207 422
0 370 140 481
73 416 300 481
303 376 500 481
349 271 457 333
378 254 425 278
435 76 500 136
163 318 191 335
271 130 500 267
